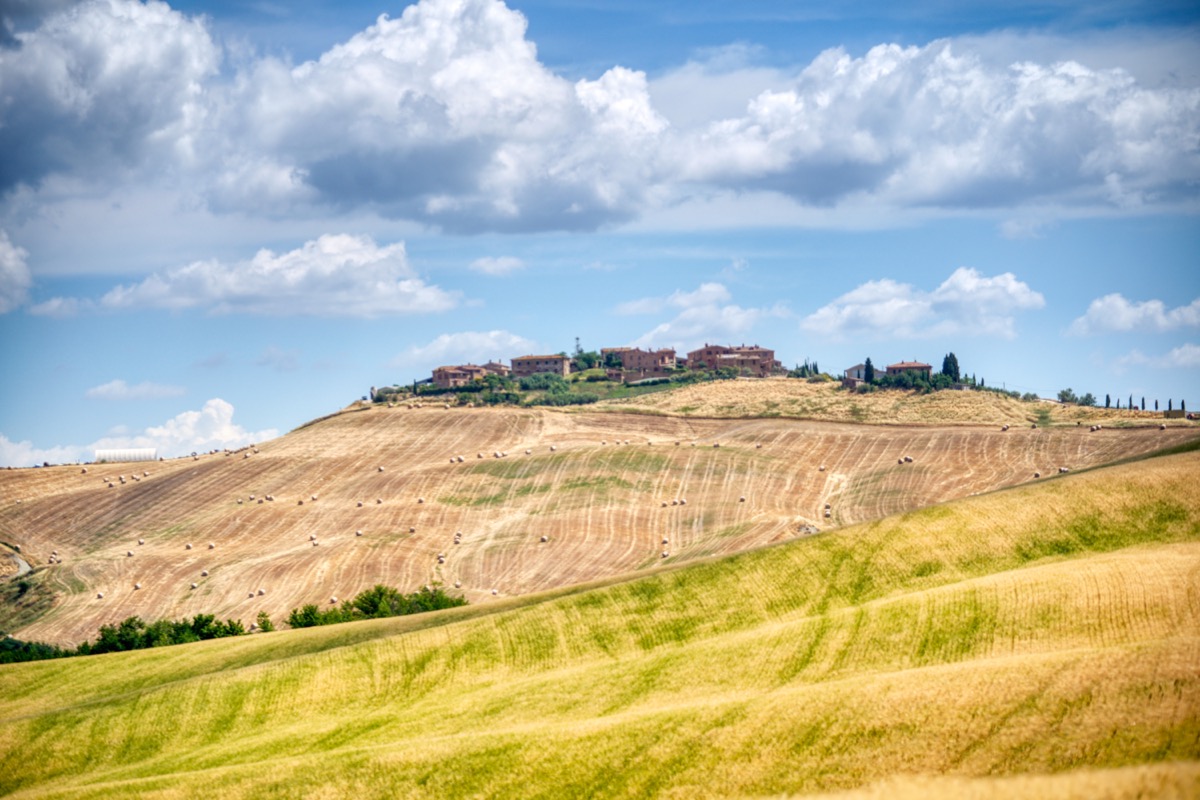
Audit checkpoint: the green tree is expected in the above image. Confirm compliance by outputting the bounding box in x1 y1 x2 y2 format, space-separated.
1079 392 1097 407
351 584 406 619
940 352 960 382
1105 394 1111 408
1058 388 1078 404
864 358 875 383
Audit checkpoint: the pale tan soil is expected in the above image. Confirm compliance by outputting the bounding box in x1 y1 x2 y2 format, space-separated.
1 391 1196 646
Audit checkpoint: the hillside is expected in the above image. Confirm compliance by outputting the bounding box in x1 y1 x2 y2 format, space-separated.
597 376 1181 426
0 447 1197 798
2 382 1198 646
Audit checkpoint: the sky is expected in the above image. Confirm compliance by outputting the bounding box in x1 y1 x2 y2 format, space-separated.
0 0 1197 467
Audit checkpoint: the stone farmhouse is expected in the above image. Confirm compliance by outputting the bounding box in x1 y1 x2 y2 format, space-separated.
511 354 571 378
686 344 779 378
432 362 509 389
601 347 677 382
885 361 932 378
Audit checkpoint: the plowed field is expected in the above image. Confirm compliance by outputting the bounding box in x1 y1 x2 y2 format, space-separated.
2 398 1197 646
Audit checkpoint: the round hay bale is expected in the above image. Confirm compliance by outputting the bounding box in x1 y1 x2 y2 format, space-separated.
258 499 264 504
550 445 557 452
661 501 668 507
248 592 255 598
312 540 319 547
378 466 385 472
540 535 549 542
662 537 669 545
135 583 142 590
208 542 215 549
1034 472 1041 478
409 526 416 533
201 570 209 577
356 530 363 537
190 583 197 589
680 499 687 505
376 498 382 504
297 499 304 506
454 581 462 588
713 443 720 448
138 538 145 545
417 497 425 504
97 592 104 599
450 458 457 464
238 498 243 505
491 589 498 596
186 543 193 550
357 501 363 507
311 494 318 501
818 465 826 472
126 550 134 557
739 496 745 502
661 551 669 558
330 596 338 604
525 449 532 455
309 533 317 540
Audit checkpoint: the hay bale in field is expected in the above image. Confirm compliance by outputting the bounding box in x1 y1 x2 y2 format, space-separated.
108 482 115 488
454 581 462 588
680 499 687 505
491 589 498 596
409 526 416 533
208 542 215 550
186 543 192 550
662 537 669 545
525 449 532 455
126 550 134 557
376 498 383 504
418 497 425 504
248 591 255 598
311 494 318 501
357 501 363 507
309 533 317 540
661 501 668 507
494 451 502 458
190 583 197 589
356 530 363 537
200 570 208 577
739 496 745 502
330 596 337 604
818 465 826 471
238 498 243 504
549 445 557 452
297 499 304 505
713 443 720 448
675 441 680 446
1034 472 1041 478
312 540 319 547
540 535 549 542
661 551 669 558
378 466 385 472
904 456 913 463
1059 466 1070 474
671 499 678 506
457 455 465 463
756 443 762 449
138 538 144 545
97 592 104 599
450 457 457 464
1031 423 1037 429
601 440 607 445
266 495 274 501
81 467 87 473
478 453 484 459
258 588 265 596
1160 423 1167 430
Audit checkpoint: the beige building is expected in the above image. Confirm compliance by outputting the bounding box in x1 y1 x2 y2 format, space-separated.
601 346 677 381
885 361 932 378
432 364 488 389
512 354 570 378
686 344 778 378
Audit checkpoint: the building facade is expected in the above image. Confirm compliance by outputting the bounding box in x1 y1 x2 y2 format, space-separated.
686 344 777 378
511 354 570 378
885 361 932 378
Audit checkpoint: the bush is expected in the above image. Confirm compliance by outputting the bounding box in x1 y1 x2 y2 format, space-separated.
519 373 568 391
256 611 275 632
287 583 468 629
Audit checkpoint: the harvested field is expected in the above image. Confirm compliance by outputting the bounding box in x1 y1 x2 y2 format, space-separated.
1 390 1197 646
0 449 1197 798
600 376 1183 427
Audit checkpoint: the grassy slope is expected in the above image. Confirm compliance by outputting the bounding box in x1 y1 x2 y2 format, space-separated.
0 451 1198 798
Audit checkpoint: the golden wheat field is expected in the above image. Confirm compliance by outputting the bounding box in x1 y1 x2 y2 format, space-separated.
0 446 1197 798
2 383 1196 647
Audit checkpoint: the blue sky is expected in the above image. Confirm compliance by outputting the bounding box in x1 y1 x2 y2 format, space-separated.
0 0 1197 466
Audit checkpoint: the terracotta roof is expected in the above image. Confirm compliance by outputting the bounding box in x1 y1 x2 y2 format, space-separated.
887 361 931 369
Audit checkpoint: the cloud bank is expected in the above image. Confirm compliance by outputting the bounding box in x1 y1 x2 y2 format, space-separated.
802 267 1045 340
1069 294 1200 335
391 329 537 368
1 0 1196 235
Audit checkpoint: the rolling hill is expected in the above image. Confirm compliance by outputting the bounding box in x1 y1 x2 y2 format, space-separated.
2 381 1198 646
0 440 1196 798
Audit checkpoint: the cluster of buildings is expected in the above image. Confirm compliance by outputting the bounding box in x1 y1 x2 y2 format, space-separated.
430 344 781 389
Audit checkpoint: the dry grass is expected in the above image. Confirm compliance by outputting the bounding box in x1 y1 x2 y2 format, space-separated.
599 377 1183 428
1 400 1197 646
0 450 1197 798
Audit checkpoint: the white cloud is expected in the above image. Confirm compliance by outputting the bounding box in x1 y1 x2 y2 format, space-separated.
28 296 90 318
0 399 278 467
1069 294 1200 335
469 256 524 276
1 0 1197 237
618 282 785 351
90 398 278 457
95 234 459 317
802 267 1044 340
0 231 32 313
1116 343 1200 370
0 434 86 468
390 329 537 368
85 379 186 400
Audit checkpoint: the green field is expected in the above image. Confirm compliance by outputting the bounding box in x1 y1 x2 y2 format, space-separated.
0 449 1198 798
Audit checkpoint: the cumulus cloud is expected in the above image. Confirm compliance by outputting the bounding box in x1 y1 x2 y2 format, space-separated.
1115 343 1200 370
802 267 1044 340
0 398 277 467
1069 294 1200 335
0 230 32 313
620 282 785 350
85 379 186 400
89 398 278 457
390 329 537 368
1 0 1197 234
96 234 458 317
469 256 524 276
0 0 219 191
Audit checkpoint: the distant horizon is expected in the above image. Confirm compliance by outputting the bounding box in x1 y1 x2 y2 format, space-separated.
0 0 1196 467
